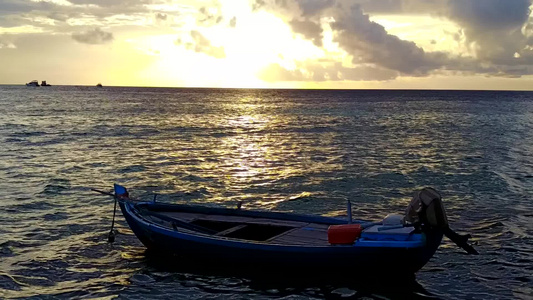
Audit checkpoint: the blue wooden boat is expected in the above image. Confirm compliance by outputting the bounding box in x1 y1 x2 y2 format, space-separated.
98 185 476 275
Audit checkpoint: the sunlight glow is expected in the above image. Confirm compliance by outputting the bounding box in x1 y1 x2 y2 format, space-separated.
0 25 44 34
3 0 530 89
126 3 325 88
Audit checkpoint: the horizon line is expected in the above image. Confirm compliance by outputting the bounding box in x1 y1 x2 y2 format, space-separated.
2 83 533 92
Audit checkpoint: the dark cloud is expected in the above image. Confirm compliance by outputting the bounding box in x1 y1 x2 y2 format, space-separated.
249 1 448 79
297 0 335 17
0 0 60 28
353 0 533 70
352 0 403 14
289 19 322 46
0 0 57 15
72 28 113 45
445 0 532 65
448 0 530 32
344 0 448 15
185 30 225 59
332 5 448 75
253 0 533 78
251 1 448 75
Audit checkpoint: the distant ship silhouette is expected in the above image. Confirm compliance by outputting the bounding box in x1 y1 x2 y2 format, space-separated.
25 80 52 87
26 80 39 87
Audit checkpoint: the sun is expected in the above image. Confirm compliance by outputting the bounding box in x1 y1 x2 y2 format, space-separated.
123 2 325 88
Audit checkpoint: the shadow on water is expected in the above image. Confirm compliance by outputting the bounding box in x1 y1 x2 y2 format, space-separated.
136 250 439 299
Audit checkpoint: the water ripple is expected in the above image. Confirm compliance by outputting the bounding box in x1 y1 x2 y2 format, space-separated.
0 87 532 299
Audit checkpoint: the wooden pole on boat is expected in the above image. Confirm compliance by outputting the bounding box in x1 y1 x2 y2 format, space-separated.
91 188 114 197
90 188 117 243
108 197 117 243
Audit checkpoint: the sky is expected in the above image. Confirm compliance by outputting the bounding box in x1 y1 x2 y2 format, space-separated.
1 0 533 89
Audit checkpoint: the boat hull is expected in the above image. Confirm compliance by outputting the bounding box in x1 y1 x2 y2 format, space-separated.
119 201 442 275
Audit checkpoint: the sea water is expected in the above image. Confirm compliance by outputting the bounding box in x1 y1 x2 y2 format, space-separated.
0 86 532 299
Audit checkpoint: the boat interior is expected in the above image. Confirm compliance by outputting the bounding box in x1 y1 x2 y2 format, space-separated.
128 200 421 248
137 207 332 246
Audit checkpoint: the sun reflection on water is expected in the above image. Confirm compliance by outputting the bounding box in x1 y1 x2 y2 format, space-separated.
216 105 276 196
2 88 532 299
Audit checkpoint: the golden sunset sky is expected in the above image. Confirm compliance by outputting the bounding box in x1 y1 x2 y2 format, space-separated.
1 0 533 89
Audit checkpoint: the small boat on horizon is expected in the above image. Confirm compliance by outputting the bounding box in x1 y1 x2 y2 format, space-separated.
26 80 39 87
93 185 477 276
96 83 103 87
41 80 51 86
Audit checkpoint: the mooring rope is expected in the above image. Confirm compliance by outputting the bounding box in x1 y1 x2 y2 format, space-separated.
108 196 117 243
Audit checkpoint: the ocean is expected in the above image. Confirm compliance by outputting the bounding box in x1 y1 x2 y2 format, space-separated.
0 86 531 299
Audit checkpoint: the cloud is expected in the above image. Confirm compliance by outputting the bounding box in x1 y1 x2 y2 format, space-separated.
0 0 56 16
184 30 225 59
198 6 223 26
297 0 335 17
47 11 73 22
229 16 236 28
448 0 530 32
352 0 533 69
0 0 183 31
155 13 167 21
340 0 448 15
252 0 267 11
66 0 151 8
332 6 436 74
258 61 398 82
0 0 60 29
445 0 533 65
289 18 322 46
253 0 533 79
258 63 305 81
3 0 533 84
252 1 449 75
72 28 113 44
0 39 16 49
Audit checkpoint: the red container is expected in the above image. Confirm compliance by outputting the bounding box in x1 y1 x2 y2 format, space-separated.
327 224 362 245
